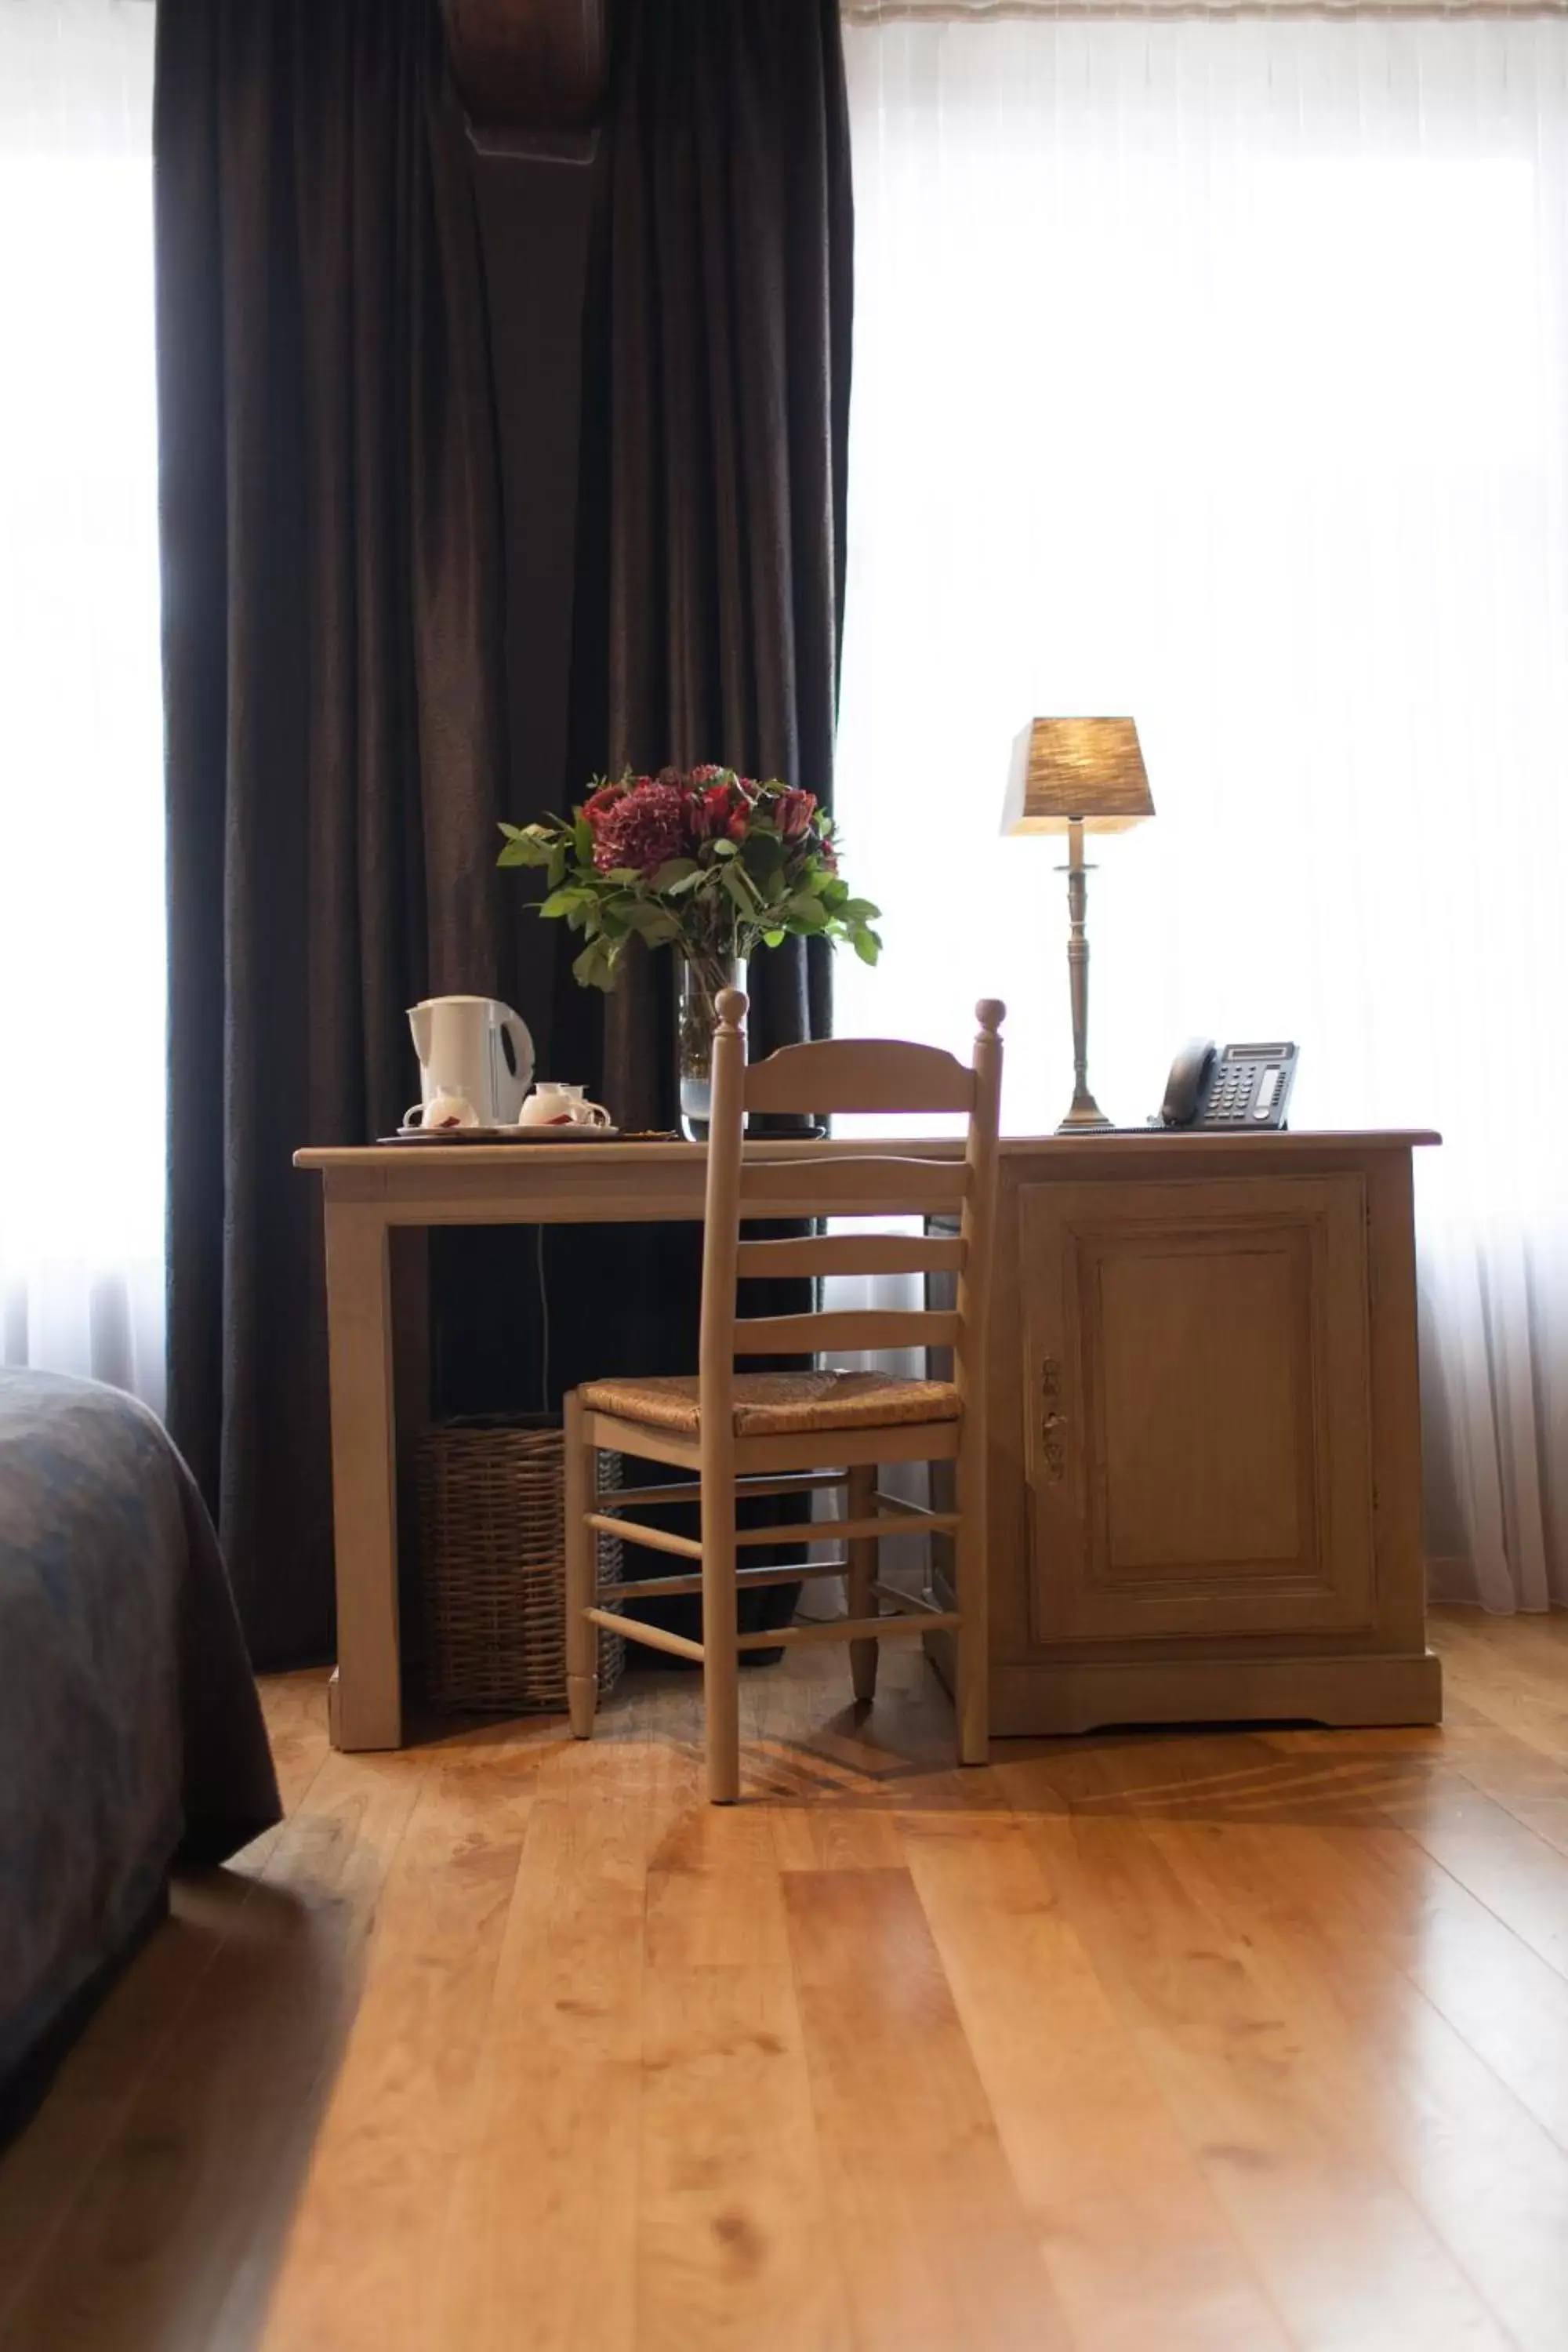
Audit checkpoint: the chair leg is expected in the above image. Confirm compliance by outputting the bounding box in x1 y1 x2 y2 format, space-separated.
953 1421 989 1767
846 1462 879 1702
701 1439 740 1806
564 1389 597 1740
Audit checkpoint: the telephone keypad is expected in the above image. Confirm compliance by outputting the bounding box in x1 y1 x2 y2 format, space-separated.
1204 1044 1298 1129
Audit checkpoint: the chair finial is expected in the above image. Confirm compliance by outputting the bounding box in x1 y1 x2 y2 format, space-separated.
716 988 749 1030
975 998 1005 1034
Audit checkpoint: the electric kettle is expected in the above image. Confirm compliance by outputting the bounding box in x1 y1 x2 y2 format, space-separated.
407 996 534 1127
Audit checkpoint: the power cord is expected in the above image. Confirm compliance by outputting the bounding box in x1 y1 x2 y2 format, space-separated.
535 1224 551 1414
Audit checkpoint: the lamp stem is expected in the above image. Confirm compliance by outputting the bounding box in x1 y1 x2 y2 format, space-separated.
1059 816 1112 1133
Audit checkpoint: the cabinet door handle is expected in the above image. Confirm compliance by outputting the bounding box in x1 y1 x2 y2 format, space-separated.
1040 1357 1068 1481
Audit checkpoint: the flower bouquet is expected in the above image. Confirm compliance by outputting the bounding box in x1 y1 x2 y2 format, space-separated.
499 766 880 1134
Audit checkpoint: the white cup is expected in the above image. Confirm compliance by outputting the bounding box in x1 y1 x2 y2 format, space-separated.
517 1083 612 1130
405 1087 478 1131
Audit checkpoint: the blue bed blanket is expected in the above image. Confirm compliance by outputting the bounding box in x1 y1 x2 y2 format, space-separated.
0 1370 281 2099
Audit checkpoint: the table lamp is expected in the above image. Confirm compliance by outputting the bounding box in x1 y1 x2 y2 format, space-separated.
1003 717 1154 1133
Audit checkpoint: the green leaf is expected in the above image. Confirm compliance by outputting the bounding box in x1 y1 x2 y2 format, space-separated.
572 939 616 992
838 896 881 922
496 832 551 868
853 929 881 966
721 862 765 915
762 927 786 949
539 886 593 919
652 858 699 891
621 902 682 946
573 815 593 864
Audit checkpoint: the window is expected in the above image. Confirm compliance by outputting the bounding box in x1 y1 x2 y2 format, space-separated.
838 17 1568 1606
0 0 162 1404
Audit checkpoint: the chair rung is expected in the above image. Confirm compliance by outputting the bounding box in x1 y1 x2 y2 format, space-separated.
606 1471 847 1510
737 1154 968 1213
586 1512 702 1562
585 1606 703 1662
594 1560 849 1604
734 1609 961 1652
731 1309 960 1356
735 1511 958 1548
736 1233 965 1280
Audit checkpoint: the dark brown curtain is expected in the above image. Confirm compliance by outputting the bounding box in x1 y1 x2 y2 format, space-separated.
451 0 854 1642
155 0 510 1665
561 0 855 1124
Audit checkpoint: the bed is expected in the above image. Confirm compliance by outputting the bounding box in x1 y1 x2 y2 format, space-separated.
0 1369 281 2134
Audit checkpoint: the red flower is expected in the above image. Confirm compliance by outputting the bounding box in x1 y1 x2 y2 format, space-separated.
689 782 731 841
688 763 728 786
592 780 688 876
775 787 818 843
582 782 623 833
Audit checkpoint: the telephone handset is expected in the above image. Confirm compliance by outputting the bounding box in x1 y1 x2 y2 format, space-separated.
1160 1040 1299 1131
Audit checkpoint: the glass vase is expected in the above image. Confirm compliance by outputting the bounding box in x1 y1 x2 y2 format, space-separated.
674 952 745 1142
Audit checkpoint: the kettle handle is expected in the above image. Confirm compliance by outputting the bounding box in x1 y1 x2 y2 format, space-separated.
499 1008 533 1112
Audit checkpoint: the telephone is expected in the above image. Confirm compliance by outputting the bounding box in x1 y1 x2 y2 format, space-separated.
1159 1039 1299 1131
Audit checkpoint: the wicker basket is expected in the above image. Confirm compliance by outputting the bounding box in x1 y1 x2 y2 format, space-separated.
416 1416 624 1713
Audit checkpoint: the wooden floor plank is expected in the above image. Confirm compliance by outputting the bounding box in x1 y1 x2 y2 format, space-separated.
0 1741 424 2352
899 1813 1292 2352
426 1724 694 2352
781 1865 1075 2352
637 1964 851 2352
999 1748 1515 2352
255 1762 533 2352
0 1674 332 2333
1084 1731 1568 2352
13 1623 1568 2351
1430 1609 1568 1766
633 1707 856 2351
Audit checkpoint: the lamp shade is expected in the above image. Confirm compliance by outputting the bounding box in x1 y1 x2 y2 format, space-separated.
1003 717 1154 835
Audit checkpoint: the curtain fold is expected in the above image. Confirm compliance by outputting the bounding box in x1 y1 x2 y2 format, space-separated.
567 0 855 1126
157 0 853 1664
155 0 510 1664
839 12 1568 1610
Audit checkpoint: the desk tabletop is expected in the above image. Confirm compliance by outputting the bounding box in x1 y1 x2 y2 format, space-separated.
296 1127 1439 1173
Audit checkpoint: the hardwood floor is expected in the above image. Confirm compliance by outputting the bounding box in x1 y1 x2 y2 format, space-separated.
4 1610 1568 2350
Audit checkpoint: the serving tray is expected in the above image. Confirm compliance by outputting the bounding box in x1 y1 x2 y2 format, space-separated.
380 1123 625 1145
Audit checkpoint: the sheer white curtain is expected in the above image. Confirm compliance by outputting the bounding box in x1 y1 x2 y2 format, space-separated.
0 0 164 1409
838 14 1568 1610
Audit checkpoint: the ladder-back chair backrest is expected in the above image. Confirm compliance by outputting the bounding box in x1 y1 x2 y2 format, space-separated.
698 991 1006 1444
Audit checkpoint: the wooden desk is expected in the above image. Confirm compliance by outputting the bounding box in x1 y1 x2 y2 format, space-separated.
296 1128 1441 1751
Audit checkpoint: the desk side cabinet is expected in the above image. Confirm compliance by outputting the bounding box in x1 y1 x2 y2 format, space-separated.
939 1134 1442 1736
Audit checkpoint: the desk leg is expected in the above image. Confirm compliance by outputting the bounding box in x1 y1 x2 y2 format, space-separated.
323 1201 402 1750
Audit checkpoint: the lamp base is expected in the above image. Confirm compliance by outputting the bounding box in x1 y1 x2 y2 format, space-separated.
1056 1094 1114 1135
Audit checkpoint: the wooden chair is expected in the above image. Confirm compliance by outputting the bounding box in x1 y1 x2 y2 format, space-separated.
563 990 1005 1804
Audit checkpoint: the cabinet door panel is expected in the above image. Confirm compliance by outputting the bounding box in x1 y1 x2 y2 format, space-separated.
1021 1175 1375 1643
